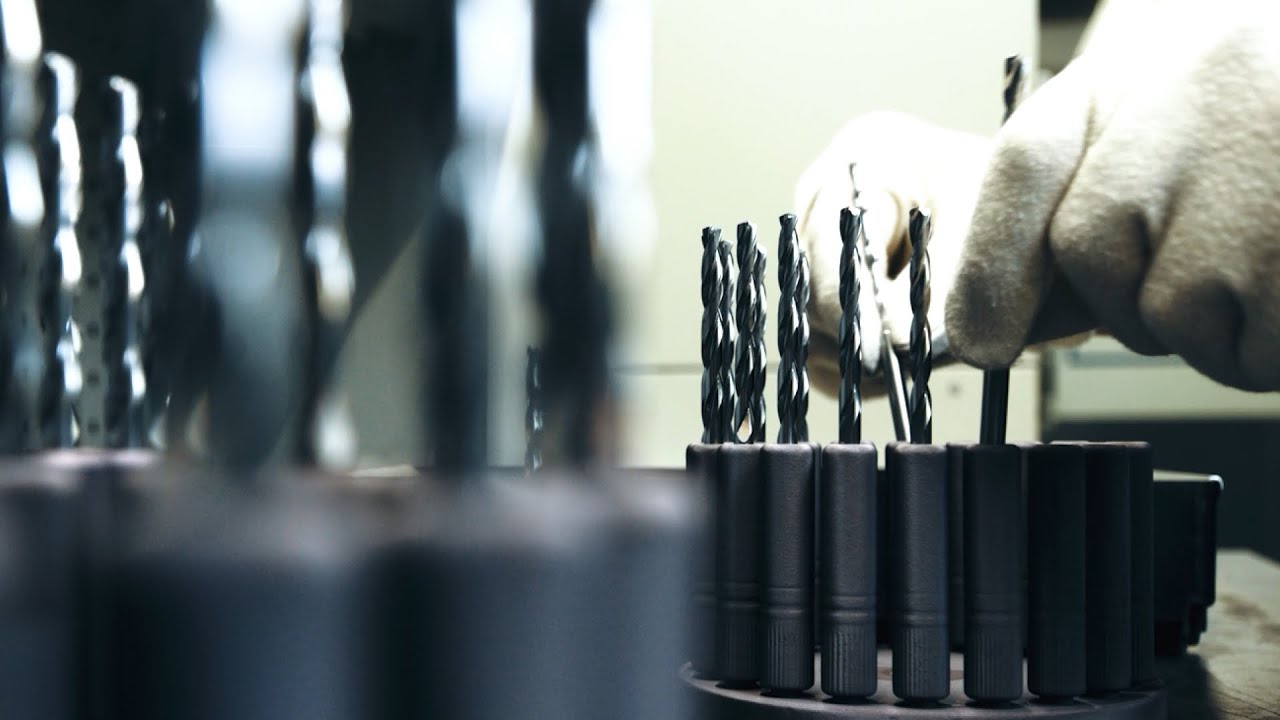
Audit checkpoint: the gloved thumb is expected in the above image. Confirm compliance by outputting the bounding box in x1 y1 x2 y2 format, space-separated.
944 58 1100 368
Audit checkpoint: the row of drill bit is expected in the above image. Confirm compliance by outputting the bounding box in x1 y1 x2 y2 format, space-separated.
703 200 934 447
699 216 803 446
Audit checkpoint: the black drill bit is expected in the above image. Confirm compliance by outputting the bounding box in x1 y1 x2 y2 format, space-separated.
980 55 1026 445
776 214 799 443
39 54 83 450
104 76 147 448
776 214 809 444
700 227 723 444
908 207 932 444
838 207 863 444
525 346 543 475
733 223 756 441
735 224 767 443
717 237 737 444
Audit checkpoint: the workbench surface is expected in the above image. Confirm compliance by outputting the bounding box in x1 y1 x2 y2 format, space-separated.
1162 550 1280 719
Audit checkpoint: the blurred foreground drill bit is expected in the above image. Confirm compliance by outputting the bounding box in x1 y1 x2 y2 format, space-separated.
717 236 737 444
908 207 932 444
104 76 146 448
41 54 83 449
0 0 46 452
533 0 612 467
298 0 357 468
776 214 809 444
980 54 1026 445
700 227 723 444
838 207 863 445
525 346 543 475
735 222 766 443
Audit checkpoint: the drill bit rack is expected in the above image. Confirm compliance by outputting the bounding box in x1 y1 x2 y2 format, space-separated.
686 188 1220 717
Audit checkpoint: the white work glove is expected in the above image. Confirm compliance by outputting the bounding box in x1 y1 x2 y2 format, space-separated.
946 1 1280 392
794 111 991 397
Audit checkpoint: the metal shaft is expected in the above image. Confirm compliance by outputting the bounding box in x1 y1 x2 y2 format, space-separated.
525 346 544 475
979 55 1025 445
907 208 932 444
717 237 738 444
776 214 809 444
734 222 765 443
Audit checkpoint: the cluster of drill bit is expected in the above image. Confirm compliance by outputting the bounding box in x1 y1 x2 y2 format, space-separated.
776 214 810 444
699 222 772 445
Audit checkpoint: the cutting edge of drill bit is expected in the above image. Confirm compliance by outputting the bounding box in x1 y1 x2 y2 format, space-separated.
908 207 932 445
837 206 863 445
794 250 810 444
750 242 767 443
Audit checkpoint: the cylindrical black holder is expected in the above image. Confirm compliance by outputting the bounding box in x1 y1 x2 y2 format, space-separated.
686 443 720 677
945 443 968 651
1026 444 1086 700
818 444 878 701
962 445 1024 704
1118 442 1155 686
0 461 80 720
716 444 763 687
1081 444 1132 694
760 444 815 694
886 443 949 704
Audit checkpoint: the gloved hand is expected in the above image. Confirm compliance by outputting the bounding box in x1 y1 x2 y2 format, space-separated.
793 111 991 397
946 1 1280 392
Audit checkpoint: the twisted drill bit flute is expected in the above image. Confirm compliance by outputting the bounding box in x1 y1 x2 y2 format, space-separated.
838 207 863 445
735 224 767 443
700 226 724 444
980 54 1026 445
908 207 933 444
717 237 738 444
776 214 809 443
733 223 756 441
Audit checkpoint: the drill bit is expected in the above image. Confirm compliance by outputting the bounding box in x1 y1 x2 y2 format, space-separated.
700 226 723 444
525 346 544 475
0 0 48 452
733 222 756 441
908 207 932 444
40 53 83 449
717 236 738 444
838 207 863 444
980 54 1026 445
104 76 146 448
776 213 809 444
533 0 611 467
298 0 357 468
851 165 911 443
735 224 767 443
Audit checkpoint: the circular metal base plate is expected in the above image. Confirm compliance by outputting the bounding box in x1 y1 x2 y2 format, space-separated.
683 651 1166 719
